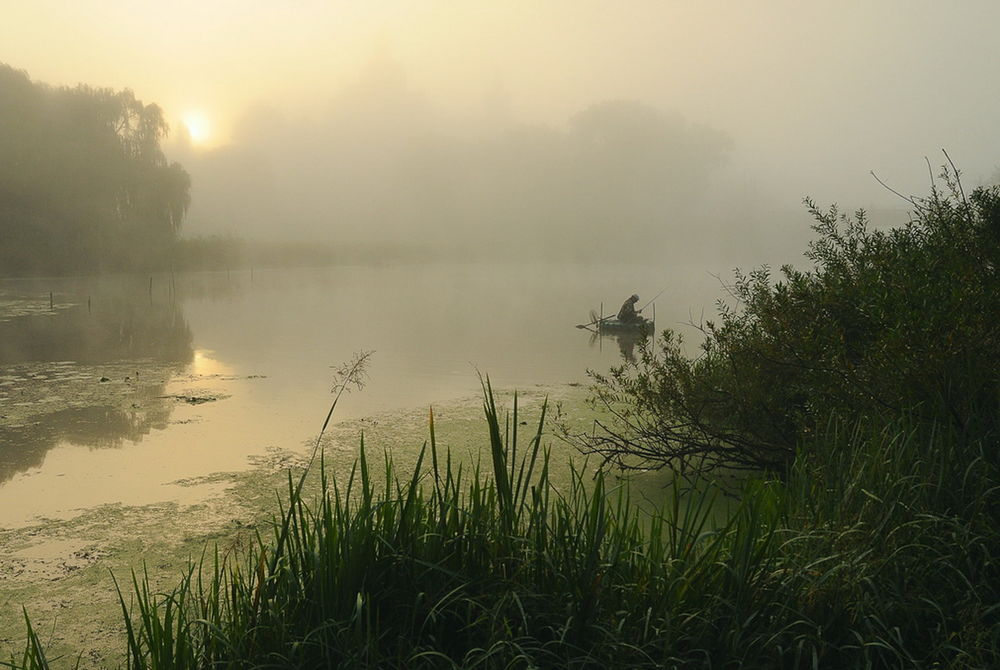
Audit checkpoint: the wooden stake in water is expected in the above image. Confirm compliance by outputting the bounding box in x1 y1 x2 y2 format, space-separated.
599 302 604 352
49 292 53 309
149 276 153 305
88 296 91 315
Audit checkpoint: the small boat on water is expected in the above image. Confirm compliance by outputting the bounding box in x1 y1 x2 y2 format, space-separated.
597 317 654 333
577 309 654 361
577 310 654 334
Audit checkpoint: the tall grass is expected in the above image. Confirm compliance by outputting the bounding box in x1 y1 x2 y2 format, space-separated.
7 388 999 668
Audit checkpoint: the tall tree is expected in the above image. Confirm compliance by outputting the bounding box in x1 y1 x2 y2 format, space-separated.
0 64 191 275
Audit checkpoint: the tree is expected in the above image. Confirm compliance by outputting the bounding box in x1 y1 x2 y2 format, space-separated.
0 64 191 275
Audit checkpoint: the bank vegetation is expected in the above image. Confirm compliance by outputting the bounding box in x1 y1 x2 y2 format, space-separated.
7 173 999 668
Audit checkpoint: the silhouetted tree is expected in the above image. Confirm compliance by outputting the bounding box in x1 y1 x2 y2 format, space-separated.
0 64 191 275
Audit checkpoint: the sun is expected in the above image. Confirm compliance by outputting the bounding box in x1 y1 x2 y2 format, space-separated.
181 111 212 145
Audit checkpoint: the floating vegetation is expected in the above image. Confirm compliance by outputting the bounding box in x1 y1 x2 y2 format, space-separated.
7 380 997 668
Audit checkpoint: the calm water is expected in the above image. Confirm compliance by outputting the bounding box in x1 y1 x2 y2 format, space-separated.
0 262 722 526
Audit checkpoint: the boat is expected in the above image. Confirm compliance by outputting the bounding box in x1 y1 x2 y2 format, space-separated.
577 306 656 335
597 316 654 333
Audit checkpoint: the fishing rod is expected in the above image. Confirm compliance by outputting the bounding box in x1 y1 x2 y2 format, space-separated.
638 286 668 312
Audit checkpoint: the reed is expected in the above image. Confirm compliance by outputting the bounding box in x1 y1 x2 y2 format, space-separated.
7 390 999 668
5 610 59 670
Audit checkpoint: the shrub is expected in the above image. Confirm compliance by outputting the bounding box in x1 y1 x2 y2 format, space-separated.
568 168 1000 475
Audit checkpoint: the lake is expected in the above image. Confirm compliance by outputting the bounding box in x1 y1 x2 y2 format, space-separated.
0 262 724 527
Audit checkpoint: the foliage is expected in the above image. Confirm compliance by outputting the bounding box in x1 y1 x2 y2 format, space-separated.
8 388 1000 669
7 159 1000 666
568 170 1000 475
0 64 190 276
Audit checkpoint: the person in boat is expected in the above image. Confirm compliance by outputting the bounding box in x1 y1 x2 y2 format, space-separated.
617 294 641 323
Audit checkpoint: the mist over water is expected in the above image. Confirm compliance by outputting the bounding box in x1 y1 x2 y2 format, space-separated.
0 0 997 545
4 6 1000 667
173 74 744 263
0 262 724 525
1 0 997 530
7 3 999 278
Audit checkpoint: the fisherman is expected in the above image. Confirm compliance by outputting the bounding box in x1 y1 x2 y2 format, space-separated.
617 294 641 323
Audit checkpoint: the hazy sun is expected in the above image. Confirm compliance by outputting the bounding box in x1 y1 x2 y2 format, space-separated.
182 111 211 145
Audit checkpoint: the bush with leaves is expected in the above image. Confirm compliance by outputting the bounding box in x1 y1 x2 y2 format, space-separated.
569 168 1000 476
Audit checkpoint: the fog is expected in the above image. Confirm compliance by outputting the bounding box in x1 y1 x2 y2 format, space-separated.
4 0 1000 265
3 5 1000 652
169 58 747 262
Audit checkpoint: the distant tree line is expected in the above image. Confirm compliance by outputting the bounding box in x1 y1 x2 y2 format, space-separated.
186 80 738 261
0 64 191 276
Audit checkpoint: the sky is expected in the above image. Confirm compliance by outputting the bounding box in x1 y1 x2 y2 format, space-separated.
4 0 1000 258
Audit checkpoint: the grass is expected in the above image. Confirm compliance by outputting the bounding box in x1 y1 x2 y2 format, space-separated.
6 382 999 668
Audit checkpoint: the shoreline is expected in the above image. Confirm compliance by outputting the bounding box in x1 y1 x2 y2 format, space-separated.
0 383 596 668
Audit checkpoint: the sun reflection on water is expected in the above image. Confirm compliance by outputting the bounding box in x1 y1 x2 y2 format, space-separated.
190 350 234 377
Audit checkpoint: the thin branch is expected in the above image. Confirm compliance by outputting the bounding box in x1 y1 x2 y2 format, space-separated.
942 148 970 213
870 170 925 213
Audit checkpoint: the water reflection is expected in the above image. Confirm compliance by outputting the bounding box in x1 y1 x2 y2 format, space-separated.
0 285 193 365
0 278 193 484
0 401 172 483
586 327 650 363
0 263 724 525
